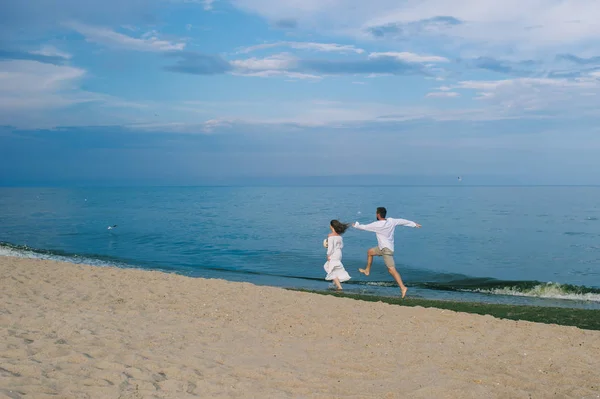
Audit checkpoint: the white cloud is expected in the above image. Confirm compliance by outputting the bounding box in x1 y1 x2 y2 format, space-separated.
230 54 296 71
119 84 600 136
0 59 148 128
67 22 186 52
426 91 459 98
366 73 392 78
166 71 600 127
239 41 365 54
127 118 233 134
456 77 597 93
124 101 522 133
369 51 448 63
453 76 600 114
30 45 72 60
229 54 321 79
235 70 322 80
364 0 600 52
175 0 216 10
0 60 96 127
230 0 600 57
121 25 138 32
228 50 443 80
589 71 600 79
202 118 230 132
0 60 85 102
456 80 508 91
203 0 215 10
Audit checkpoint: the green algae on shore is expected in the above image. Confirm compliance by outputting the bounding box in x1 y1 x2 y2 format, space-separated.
290 289 600 331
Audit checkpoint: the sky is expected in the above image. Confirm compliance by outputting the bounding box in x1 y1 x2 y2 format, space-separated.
1 0 600 185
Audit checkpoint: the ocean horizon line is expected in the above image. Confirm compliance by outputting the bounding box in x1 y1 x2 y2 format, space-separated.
3 184 600 189
3 177 600 189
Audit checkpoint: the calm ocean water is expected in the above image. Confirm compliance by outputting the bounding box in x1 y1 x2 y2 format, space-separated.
1 186 600 309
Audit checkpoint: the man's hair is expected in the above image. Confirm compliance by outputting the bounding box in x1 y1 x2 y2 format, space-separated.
376 207 387 218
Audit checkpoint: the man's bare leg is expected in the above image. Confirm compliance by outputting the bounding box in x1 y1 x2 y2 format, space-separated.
388 267 408 298
359 248 377 276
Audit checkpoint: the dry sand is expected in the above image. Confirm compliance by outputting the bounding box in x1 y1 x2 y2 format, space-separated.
1 256 599 399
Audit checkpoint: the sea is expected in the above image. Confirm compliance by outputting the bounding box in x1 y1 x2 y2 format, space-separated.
1 185 600 309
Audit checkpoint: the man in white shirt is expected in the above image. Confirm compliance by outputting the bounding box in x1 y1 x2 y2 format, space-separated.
353 207 421 298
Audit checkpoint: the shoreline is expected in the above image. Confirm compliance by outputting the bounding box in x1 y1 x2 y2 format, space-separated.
3 241 600 310
3 256 600 398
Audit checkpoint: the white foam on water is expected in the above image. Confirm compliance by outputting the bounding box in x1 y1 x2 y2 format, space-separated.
362 281 397 287
466 282 600 302
0 244 28 258
0 243 119 268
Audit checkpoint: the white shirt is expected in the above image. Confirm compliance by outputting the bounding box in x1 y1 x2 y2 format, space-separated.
353 218 417 252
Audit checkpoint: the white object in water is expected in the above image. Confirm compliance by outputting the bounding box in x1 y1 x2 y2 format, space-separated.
107 225 118 230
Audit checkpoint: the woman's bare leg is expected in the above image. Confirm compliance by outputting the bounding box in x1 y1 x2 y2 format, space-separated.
333 277 342 290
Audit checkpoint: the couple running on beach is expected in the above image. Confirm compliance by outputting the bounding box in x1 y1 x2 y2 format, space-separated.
324 207 422 298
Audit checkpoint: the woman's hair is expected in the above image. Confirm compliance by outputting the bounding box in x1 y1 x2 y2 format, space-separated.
330 219 350 235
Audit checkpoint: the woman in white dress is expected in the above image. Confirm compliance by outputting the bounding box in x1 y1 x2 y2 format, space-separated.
323 220 352 290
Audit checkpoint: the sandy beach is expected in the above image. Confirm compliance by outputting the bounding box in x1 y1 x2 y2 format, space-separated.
1 256 599 399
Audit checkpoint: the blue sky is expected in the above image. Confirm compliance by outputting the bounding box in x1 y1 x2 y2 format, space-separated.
1 0 600 184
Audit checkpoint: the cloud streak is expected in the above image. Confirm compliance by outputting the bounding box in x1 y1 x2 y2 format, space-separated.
68 22 186 52
468 57 538 76
239 41 365 54
426 91 459 98
0 48 71 65
203 0 215 11
367 15 462 38
557 54 600 66
0 0 166 37
231 0 600 58
165 51 431 77
452 75 600 115
0 59 93 126
0 59 151 128
297 57 427 75
164 52 232 74
272 18 297 29
30 45 72 60
230 54 295 71
369 52 449 63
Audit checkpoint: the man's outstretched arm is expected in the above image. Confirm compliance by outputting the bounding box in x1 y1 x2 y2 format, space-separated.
392 218 422 228
353 221 380 232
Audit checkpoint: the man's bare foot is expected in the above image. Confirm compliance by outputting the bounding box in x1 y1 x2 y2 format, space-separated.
359 268 370 276
401 286 408 299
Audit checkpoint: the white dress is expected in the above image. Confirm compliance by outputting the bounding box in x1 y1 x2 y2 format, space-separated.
324 235 351 282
